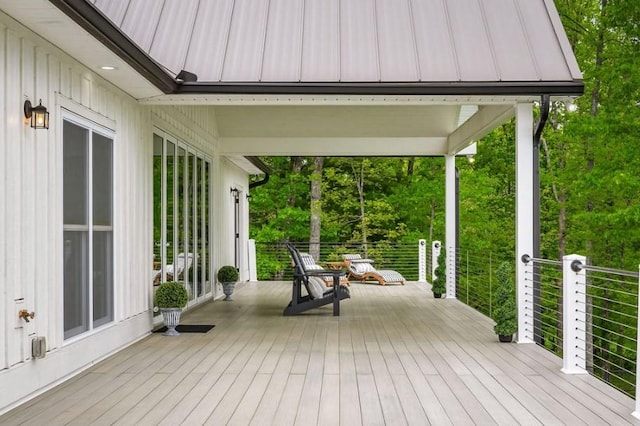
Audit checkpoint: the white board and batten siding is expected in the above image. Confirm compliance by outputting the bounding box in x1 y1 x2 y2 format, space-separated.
0 12 229 413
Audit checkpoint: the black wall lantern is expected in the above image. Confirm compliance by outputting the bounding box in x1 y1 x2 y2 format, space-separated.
24 99 49 129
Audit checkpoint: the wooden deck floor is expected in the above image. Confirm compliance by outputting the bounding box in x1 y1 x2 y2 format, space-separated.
2 281 640 425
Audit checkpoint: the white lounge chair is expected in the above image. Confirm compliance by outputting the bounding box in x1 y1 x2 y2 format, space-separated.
341 253 405 285
152 252 195 285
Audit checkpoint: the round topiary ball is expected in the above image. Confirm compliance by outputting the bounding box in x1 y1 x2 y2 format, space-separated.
217 266 239 283
154 281 188 308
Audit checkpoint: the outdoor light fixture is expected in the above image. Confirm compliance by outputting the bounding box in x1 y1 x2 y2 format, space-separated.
230 187 239 196
565 100 578 113
24 99 49 129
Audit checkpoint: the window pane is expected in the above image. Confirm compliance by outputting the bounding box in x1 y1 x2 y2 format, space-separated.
166 141 175 271
93 132 113 226
63 121 88 225
64 231 89 339
177 146 186 282
188 152 196 301
153 134 163 282
204 161 211 294
93 231 113 327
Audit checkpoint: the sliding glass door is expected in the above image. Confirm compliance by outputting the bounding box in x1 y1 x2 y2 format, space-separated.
152 131 212 309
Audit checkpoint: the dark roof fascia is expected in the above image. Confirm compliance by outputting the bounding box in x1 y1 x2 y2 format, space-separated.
49 0 177 94
175 81 584 97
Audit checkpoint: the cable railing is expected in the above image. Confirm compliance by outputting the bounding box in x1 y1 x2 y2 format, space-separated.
255 240 640 406
522 255 639 399
456 249 497 318
254 241 429 282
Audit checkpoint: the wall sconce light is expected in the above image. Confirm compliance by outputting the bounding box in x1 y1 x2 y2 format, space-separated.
24 99 49 129
230 187 239 197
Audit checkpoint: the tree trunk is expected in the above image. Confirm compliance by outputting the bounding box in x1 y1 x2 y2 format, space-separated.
309 157 324 260
287 156 305 207
351 159 367 257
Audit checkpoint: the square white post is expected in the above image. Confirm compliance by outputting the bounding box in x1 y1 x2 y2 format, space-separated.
431 240 441 282
418 239 427 282
515 103 534 343
445 155 457 299
633 265 640 419
561 254 587 374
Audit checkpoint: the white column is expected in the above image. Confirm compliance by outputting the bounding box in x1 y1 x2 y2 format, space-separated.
561 254 587 374
418 239 427 282
445 155 456 299
515 103 534 343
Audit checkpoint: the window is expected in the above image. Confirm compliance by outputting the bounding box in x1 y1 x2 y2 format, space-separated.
63 115 114 339
152 131 212 307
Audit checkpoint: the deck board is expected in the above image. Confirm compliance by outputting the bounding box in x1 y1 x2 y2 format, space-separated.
2 281 640 425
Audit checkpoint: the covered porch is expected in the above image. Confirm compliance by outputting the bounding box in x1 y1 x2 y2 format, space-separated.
2 281 636 425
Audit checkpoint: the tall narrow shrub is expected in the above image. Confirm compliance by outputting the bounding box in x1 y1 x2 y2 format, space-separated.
432 247 446 296
492 261 517 338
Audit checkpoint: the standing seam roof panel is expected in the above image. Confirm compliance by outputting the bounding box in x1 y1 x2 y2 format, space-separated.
184 0 234 82
92 0 128 27
149 0 199 76
221 0 269 81
301 0 340 81
518 1 573 81
340 0 379 82
261 0 304 82
375 0 419 82
410 0 459 81
482 0 539 81
446 0 498 81
119 0 164 52
90 0 582 85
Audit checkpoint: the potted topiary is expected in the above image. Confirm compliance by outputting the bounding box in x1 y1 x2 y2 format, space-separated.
431 247 446 298
492 261 517 342
154 281 188 336
218 265 239 301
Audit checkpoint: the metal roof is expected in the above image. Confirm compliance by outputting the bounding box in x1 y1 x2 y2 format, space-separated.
90 0 582 90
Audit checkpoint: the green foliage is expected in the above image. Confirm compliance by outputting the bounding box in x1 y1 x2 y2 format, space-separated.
431 247 447 295
217 266 239 283
492 262 517 336
154 281 188 309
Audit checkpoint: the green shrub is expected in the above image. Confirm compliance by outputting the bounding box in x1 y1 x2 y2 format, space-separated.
492 262 517 336
217 265 239 283
432 247 447 295
154 281 188 308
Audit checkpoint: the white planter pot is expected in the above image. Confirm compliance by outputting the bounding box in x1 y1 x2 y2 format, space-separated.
160 308 182 336
222 282 236 301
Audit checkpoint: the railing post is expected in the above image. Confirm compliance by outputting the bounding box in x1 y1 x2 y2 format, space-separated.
418 239 427 282
633 264 640 419
431 241 441 282
519 254 535 343
561 254 587 375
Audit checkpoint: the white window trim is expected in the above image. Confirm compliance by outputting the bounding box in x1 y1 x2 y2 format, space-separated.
60 107 116 343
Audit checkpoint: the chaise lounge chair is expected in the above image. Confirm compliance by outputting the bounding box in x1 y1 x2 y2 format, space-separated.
341 253 405 285
152 252 195 285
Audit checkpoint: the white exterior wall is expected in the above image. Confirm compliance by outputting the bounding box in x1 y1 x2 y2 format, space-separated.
218 159 251 284
0 13 233 413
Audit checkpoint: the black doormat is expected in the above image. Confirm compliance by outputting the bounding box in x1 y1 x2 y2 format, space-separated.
154 324 215 333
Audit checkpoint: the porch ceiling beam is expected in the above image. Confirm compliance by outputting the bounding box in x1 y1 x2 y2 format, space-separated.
219 137 447 156
139 94 541 106
446 105 514 155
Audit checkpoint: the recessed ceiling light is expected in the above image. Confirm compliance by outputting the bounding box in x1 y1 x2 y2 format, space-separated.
100 66 117 70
